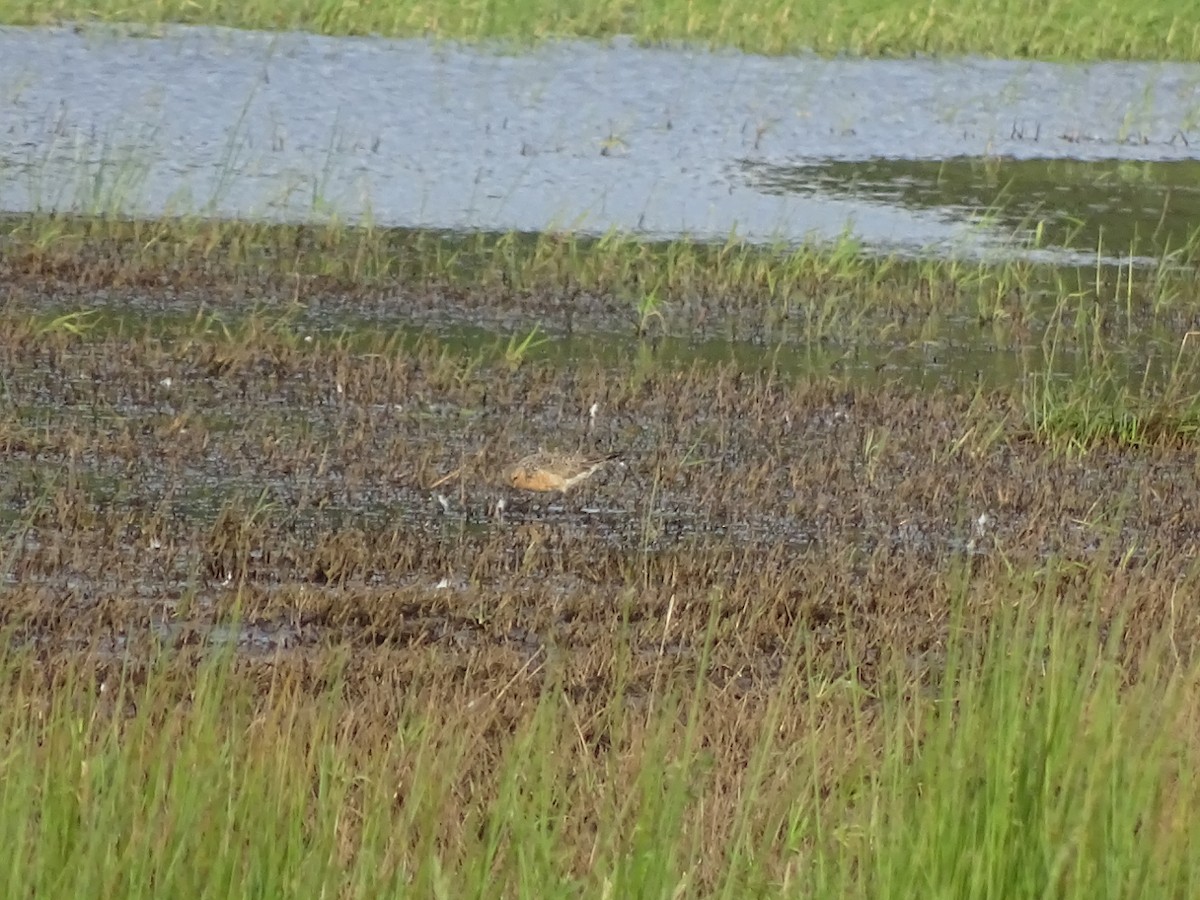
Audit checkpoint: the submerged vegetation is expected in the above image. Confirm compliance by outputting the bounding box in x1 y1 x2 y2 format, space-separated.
7 211 1200 333
6 210 1200 450
3 0 1199 61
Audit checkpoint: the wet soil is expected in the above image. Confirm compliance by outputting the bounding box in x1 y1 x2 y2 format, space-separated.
4 268 1200 717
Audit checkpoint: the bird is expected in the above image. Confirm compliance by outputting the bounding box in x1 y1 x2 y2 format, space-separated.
507 450 623 494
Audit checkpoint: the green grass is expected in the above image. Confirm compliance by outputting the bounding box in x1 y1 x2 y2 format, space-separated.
1022 285 1200 451
867 606 1199 898
10 208 1200 449
8 211 1200 331
2 577 1197 898
3 0 1199 60
1025 374 1200 450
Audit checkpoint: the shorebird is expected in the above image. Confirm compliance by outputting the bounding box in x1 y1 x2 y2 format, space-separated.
508 450 623 494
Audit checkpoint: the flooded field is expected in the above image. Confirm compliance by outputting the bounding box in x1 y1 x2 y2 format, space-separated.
3 21 1200 895
5 252 1200 896
5 267 1200 669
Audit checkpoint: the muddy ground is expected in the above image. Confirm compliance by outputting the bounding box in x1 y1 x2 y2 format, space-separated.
3 258 1200 726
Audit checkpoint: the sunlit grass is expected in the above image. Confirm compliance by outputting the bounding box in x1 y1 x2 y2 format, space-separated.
9 206 1200 448
2 0 1199 60
1021 281 1200 450
2 570 1197 898
7 212 1200 334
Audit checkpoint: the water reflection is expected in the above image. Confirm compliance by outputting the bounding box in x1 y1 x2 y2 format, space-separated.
740 157 1200 262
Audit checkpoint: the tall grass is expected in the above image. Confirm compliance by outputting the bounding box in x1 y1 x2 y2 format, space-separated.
1022 272 1200 450
3 575 1197 898
866 602 1195 898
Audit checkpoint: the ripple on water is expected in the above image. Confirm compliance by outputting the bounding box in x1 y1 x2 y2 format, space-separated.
1 26 1199 262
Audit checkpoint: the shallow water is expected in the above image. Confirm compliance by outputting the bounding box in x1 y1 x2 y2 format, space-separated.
2 25 1200 261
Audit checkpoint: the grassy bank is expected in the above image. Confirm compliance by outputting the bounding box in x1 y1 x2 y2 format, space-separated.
2 0 1198 60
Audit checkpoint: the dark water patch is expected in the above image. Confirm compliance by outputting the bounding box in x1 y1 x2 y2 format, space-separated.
740 157 1200 263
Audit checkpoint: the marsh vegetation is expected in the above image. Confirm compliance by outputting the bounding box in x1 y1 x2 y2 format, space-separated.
3 4 1200 890
5 0 1200 60
4 211 1200 895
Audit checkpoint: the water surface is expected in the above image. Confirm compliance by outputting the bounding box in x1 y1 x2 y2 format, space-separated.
2 25 1200 261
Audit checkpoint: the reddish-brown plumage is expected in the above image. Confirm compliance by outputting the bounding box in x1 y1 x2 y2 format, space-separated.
508 451 622 494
